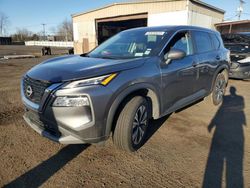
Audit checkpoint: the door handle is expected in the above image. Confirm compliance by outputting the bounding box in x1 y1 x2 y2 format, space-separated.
192 61 198 67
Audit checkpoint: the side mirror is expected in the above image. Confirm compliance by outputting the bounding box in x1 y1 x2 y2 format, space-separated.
164 49 186 64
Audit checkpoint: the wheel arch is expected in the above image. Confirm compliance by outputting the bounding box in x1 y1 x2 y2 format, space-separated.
210 65 229 93
105 84 161 136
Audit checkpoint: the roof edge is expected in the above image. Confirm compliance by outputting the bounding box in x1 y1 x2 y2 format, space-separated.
190 0 225 14
72 0 225 18
72 0 182 18
215 20 250 26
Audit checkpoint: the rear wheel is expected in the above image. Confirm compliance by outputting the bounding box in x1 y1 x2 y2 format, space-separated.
211 71 228 105
113 96 149 152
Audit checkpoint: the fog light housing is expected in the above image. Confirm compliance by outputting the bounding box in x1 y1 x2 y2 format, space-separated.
53 96 90 107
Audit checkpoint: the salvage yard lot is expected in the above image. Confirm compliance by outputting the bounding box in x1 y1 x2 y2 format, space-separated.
0 45 70 57
0 55 250 187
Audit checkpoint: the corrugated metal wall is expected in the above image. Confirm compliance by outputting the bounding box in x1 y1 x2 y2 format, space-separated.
72 0 224 54
73 0 187 54
188 1 224 29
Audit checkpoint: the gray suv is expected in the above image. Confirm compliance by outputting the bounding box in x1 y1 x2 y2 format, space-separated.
21 26 230 152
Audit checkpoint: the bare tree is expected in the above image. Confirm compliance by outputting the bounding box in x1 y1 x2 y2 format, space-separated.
57 18 73 41
0 12 10 36
11 28 33 41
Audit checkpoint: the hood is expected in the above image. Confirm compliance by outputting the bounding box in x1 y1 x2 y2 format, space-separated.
26 55 146 82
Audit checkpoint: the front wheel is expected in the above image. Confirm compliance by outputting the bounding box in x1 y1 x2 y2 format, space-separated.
113 96 150 152
211 71 228 105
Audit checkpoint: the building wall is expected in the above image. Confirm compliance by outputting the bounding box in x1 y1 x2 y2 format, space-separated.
72 0 224 54
188 1 224 29
148 10 188 26
73 0 187 54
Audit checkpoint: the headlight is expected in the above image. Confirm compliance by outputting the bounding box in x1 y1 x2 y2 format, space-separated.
64 73 117 88
53 96 90 107
238 57 250 63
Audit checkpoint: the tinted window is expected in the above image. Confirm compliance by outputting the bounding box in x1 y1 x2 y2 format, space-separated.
211 34 220 49
88 30 167 59
193 31 213 53
164 31 193 55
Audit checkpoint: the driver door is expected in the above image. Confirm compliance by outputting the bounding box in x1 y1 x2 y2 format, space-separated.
160 30 199 113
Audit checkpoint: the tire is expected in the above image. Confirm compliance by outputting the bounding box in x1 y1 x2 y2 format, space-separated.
211 71 228 106
113 96 150 152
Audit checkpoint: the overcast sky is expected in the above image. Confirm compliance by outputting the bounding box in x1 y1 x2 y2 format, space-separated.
0 0 250 35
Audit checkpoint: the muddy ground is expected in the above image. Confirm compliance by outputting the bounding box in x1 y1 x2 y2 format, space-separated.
0 53 249 187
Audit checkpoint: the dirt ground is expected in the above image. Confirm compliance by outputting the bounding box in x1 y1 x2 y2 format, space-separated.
0 45 70 57
0 54 249 187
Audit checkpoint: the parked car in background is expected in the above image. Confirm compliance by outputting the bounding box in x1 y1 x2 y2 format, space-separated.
222 33 250 80
21 26 230 152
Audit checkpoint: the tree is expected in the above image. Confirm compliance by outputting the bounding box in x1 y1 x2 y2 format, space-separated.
0 12 10 36
57 18 73 41
11 28 33 41
31 33 40 41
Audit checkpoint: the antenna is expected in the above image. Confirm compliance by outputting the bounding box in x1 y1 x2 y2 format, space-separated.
237 0 246 20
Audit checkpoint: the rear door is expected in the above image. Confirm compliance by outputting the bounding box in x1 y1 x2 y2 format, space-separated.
160 30 199 113
192 31 218 93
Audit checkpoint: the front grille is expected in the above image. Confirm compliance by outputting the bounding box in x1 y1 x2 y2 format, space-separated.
26 110 44 128
23 76 51 104
26 110 61 137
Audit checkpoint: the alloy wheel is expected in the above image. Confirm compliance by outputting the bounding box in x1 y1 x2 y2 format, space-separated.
132 105 148 145
214 74 226 104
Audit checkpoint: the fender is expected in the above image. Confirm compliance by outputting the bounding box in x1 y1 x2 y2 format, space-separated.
210 64 229 93
104 83 161 136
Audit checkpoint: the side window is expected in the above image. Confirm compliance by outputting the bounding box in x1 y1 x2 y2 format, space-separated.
210 34 220 50
164 31 193 56
193 31 213 53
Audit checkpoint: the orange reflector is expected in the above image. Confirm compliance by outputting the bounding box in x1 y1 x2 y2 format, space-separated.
101 73 117 86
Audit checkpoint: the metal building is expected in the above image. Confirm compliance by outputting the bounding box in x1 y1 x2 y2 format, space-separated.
215 20 250 34
72 0 225 54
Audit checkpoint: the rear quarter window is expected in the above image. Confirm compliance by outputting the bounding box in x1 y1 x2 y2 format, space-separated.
210 34 221 49
193 31 213 53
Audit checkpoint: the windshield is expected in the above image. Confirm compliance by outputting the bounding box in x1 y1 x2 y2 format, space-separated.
88 30 167 59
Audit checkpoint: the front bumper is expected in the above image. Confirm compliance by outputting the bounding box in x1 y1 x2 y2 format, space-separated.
229 62 250 79
23 110 88 144
21 79 113 144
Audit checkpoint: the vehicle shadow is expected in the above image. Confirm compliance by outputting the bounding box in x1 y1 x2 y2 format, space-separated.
143 114 171 146
202 86 246 188
4 144 89 188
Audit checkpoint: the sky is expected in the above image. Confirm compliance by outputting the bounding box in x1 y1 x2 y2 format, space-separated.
0 0 250 35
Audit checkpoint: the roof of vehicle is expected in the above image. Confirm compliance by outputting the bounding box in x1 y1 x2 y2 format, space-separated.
123 25 219 34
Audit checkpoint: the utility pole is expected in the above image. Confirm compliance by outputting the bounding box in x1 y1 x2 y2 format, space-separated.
0 20 2 37
42 23 46 40
237 0 245 20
